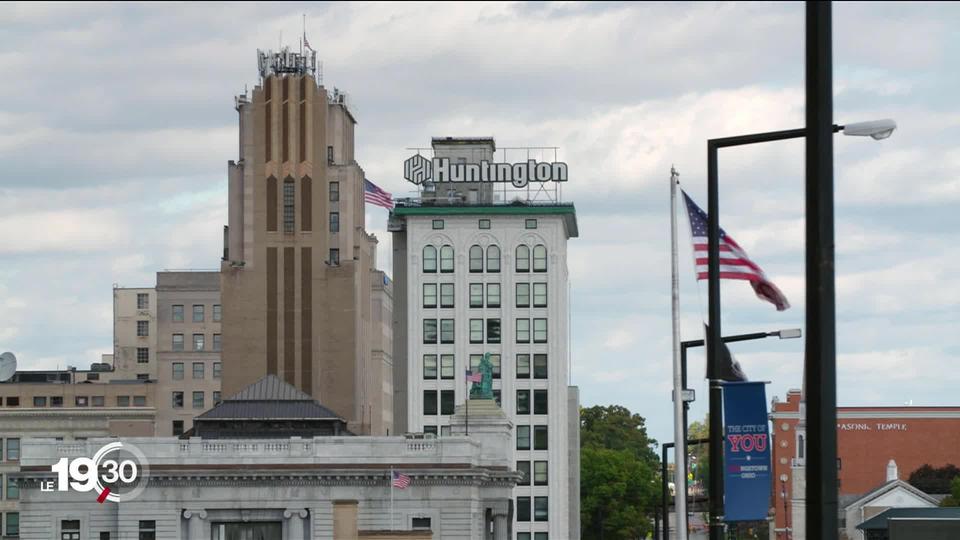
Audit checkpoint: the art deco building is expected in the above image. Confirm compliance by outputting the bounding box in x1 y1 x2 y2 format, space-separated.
220 48 392 435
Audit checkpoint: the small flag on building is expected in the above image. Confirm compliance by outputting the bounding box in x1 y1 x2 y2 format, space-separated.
682 190 790 311
392 470 411 489
364 179 394 210
303 33 314 52
466 370 482 383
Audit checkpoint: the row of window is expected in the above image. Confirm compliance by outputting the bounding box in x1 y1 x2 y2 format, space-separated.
432 218 540 231
16 395 147 408
517 460 548 486
423 318 548 344
171 333 221 352
171 361 222 380
422 245 548 273
171 390 220 410
424 353 548 380
57 520 153 540
517 534 548 540
0 438 19 461
423 389 549 416
423 282 547 309
171 304 222 323
278 178 342 234
517 425 549 451
516 496 549 522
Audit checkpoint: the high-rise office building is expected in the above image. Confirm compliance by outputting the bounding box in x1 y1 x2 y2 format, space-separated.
220 48 392 435
389 137 580 539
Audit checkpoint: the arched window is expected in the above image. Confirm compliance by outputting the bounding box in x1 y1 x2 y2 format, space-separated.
423 246 437 273
486 245 501 273
440 245 454 273
533 245 547 272
469 245 484 273
516 245 530 272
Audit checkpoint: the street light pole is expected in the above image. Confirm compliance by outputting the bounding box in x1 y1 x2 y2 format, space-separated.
663 438 711 540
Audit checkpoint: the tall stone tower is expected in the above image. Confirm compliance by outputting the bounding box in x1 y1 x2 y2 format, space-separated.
221 48 393 435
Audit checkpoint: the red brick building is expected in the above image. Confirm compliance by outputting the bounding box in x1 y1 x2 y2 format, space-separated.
769 389 960 538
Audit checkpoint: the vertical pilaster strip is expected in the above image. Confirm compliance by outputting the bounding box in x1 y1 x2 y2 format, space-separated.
301 247 313 396
266 247 278 375
284 247 296 386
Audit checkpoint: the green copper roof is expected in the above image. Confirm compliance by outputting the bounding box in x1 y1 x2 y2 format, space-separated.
392 204 578 237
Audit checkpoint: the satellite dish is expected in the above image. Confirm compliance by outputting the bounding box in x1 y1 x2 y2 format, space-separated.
0 352 17 382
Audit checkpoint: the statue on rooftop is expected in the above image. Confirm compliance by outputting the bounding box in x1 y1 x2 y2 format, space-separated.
469 352 495 400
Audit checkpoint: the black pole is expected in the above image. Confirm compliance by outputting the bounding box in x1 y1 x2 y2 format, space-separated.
663 442 673 540
681 344 689 446
654 504 661 540
706 140 724 540
805 2 837 539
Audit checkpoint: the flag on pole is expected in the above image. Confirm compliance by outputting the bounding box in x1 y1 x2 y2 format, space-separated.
364 179 394 209
704 325 748 382
465 370 482 383
303 32 314 52
682 190 790 311
392 470 411 489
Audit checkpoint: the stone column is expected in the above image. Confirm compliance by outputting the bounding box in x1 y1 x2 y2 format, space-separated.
182 510 208 540
284 508 309 540
490 501 510 540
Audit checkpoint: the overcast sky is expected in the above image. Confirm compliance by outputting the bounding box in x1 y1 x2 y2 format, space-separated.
2 2 958 446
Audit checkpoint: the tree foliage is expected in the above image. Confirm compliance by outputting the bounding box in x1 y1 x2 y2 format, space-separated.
908 463 960 495
581 405 660 539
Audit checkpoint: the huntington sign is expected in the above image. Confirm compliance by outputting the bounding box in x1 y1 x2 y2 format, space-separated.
403 155 568 188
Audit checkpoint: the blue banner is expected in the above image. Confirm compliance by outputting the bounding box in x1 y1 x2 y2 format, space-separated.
722 381 771 522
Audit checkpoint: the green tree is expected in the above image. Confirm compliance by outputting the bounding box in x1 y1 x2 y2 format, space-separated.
688 416 710 490
581 405 660 539
909 463 960 495
940 476 960 507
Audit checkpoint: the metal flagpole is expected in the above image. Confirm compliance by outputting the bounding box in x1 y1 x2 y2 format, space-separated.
670 166 689 539
390 467 395 530
466 376 470 436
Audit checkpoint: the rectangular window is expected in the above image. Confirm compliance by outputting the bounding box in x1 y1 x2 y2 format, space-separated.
136 373 149 381
213 304 222 322
534 496 548 521
329 181 340 201
535 534 548 540
76 396 88 407
101 532 111 540
516 319 530 343
92 396 104 407
423 319 437 344
533 318 548 343
193 333 205 351
7 474 19 499
439 246 454 273
525 219 538 229
534 460 548 486
423 283 437 308
440 425 451 437
518 535 531 540
516 283 530 307
517 425 530 450
139 520 156 540
283 180 295 233
440 319 455 344
87 373 100 381
487 318 501 344
329 248 340 266
137 293 149 309
533 246 547 272
423 354 438 379
517 497 531 522
192 391 204 409
60 520 80 540
136 320 149 337
533 282 547 307
440 283 454 308
327 145 334 164
329 212 340 233
51 396 63 407
493 389 501 407
470 283 483 307
213 333 222 352
213 362 222 379
133 395 146 407
193 362 204 379
172 392 184 409
517 390 531 414
470 319 483 343
470 354 482 373
440 390 455 415
213 391 221 405
172 420 184 437
3 513 18 537
137 347 149 363
117 396 130 407
432 219 444 230
412 517 432 530
193 304 204 323
478 219 490 229
172 333 184 351
440 354 455 380
517 354 530 378
172 362 184 380
486 283 501 307
33 396 47 407
534 354 548 379
172 304 184 322
517 460 531 486
534 425 548 450
491 353 501 379
534 389 548 414
6 438 19 461
423 425 437 436
423 390 437 415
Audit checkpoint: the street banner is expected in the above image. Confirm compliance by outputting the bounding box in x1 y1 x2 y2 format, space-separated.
722 381 771 522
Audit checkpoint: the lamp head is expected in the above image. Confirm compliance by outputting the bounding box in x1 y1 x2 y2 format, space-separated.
842 119 897 140
777 328 802 340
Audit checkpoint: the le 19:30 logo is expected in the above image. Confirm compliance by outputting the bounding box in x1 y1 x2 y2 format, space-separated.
44 442 149 503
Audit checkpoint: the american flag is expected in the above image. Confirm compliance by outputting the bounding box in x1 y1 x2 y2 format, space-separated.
303 34 314 52
392 470 411 489
466 370 482 383
682 190 790 311
364 179 394 209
